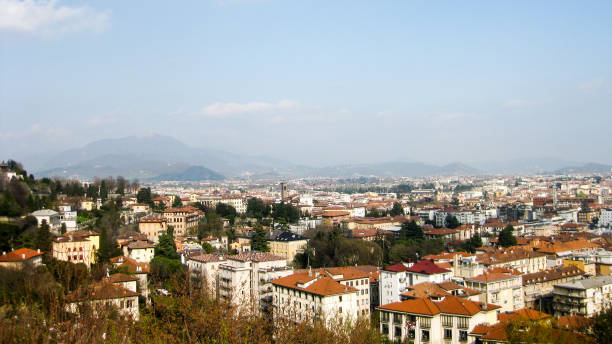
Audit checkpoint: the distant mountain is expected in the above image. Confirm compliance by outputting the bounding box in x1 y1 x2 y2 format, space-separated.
470 157 578 174
156 165 224 181
552 163 612 175
33 135 298 179
303 161 482 178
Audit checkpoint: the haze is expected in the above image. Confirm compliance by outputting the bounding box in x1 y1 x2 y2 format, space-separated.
1 0 611 167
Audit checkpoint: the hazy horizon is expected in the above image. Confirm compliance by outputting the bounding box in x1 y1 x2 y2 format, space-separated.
2 1 612 167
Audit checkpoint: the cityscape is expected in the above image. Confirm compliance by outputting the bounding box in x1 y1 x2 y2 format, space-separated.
1 1 612 344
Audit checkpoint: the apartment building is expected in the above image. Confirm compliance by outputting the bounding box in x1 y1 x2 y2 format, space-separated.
553 275 612 317
138 217 168 243
521 266 585 308
52 230 100 268
186 253 225 295
269 231 308 262
219 196 247 214
464 267 524 313
600 209 612 228
379 260 452 306
476 248 547 274
0 248 44 269
377 295 499 343
163 206 201 237
217 252 293 313
272 270 360 326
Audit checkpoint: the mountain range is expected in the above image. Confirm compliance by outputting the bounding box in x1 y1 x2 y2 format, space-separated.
22 135 612 180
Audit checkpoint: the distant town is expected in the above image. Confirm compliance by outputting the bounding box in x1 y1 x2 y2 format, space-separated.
1 159 611 343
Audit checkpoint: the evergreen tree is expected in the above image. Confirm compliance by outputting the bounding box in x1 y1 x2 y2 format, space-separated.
399 220 424 241
34 219 52 253
172 196 183 208
60 223 67 235
137 187 153 206
155 226 179 259
390 202 405 216
86 184 98 199
498 225 517 247
445 215 460 229
251 224 269 252
100 180 108 200
96 227 112 263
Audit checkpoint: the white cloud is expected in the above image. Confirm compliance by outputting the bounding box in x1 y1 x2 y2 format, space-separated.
200 99 299 117
0 0 110 36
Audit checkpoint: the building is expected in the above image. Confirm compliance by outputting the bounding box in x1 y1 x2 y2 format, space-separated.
52 230 100 268
65 280 140 320
281 182 288 201
379 262 413 306
553 275 612 317
476 248 547 274
464 267 524 313
377 295 500 343
130 203 150 214
138 217 168 243
600 208 612 228
31 209 60 229
218 252 293 313
521 266 584 309
219 196 247 214
272 270 360 326
0 248 44 269
269 231 308 262
186 253 225 295
121 240 155 263
406 259 453 286
58 204 77 231
163 207 201 237
110 256 150 300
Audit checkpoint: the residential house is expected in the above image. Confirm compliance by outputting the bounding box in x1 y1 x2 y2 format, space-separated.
464 267 524 313
52 230 100 268
0 248 44 269
138 217 168 243
186 253 225 295
521 266 585 309
65 280 140 320
110 256 150 300
269 231 308 262
163 206 201 237
31 209 60 229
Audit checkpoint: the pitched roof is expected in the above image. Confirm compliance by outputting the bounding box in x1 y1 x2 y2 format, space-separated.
66 281 139 302
104 273 139 283
271 274 358 296
188 253 225 263
378 295 499 316
228 252 284 262
0 248 44 262
406 259 451 275
522 266 584 285
383 263 411 272
110 256 150 273
272 231 307 242
497 309 551 323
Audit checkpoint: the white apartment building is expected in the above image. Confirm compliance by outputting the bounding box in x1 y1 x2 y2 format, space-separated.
378 295 499 343
553 275 612 317
600 209 612 228
463 268 524 313
436 210 475 227
379 260 453 306
272 270 360 326
218 252 293 313
186 253 225 295
219 197 247 214
58 205 77 230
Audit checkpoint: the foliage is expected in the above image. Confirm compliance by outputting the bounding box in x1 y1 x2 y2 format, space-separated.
137 187 154 206
216 203 237 225
246 197 271 220
34 220 52 253
96 226 121 264
498 225 517 247
251 224 269 252
445 215 460 229
591 307 612 344
0 216 37 252
460 234 482 253
201 242 214 253
399 221 424 241
272 202 300 224
155 228 179 260
389 202 404 216
172 196 183 208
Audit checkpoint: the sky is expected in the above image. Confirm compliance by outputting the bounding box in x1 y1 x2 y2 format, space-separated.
1 0 611 167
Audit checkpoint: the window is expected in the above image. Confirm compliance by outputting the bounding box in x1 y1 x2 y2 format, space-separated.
381 312 390 322
459 330 468 341
420 317 431 328
339 296 343 302
421 330 430 342
393 314 402 324
394 326 402 338
382 324 389 335
339 307 342 313
457 317 469 329
408 329 415 339
442 315 453 327
444 329 452 339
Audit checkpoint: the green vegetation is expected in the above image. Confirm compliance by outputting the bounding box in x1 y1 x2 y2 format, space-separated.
498 225 517 247
389 202 404 216
445 215 460 229
251 224 269 252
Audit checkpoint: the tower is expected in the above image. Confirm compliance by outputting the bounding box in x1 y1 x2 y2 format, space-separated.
281 182 288 202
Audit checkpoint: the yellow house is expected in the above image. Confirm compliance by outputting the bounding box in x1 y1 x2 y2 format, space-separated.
269 232 308 262
138 217 168 243
52 230 100 268
564 259 596 276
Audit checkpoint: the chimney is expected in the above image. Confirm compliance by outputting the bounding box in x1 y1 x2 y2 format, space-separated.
308 266 312 277
22 254 26 259
37 249 40 253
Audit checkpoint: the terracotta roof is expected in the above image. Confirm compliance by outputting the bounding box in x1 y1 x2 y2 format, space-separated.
104 273 139 283
466 267 521 283
321 211 350 217
557 315 592 330
497 309 551 323
0 248 44 262
188 253 225 263
272 274 358 296
522 266 584 286
66 281 139 302
127 240 155 249
378 295 499 316
477 248 546 265
111 256 150 273
406 259 451 275
383 263 411 272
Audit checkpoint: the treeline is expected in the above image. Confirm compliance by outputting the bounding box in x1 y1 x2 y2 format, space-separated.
246 198 300 224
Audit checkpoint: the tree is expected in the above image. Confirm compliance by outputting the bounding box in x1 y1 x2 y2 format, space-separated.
251 224 269 252
216 203 237 225
96 226 120 263
155 226 179 260
137 187 153 206
34 219 52 253
498 225 517 247
86 184 98 199
99 180 108 200
591 307 612 343
461 234 482 253
201 242 214 253
390 202 405 216
247 198 268 219
445 215 460 229
60 223 67 235
400 221 424 241
172 196 183 208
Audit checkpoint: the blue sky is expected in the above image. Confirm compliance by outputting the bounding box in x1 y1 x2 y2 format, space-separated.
1 0 611 166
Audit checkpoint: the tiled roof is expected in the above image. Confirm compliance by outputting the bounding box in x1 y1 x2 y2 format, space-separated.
383 263 411 272
272 274 358 296
522 266 584 286
406 259 451 275
321 211 350 217
127 240 155 249
111 256 150 273
466 267 521 283
0 248 44 262
378 295 499 316
104 273 139 283
497 309 551 322
477 248 546 265
188 253 225 263
66 281 139 302
557 315 591 329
